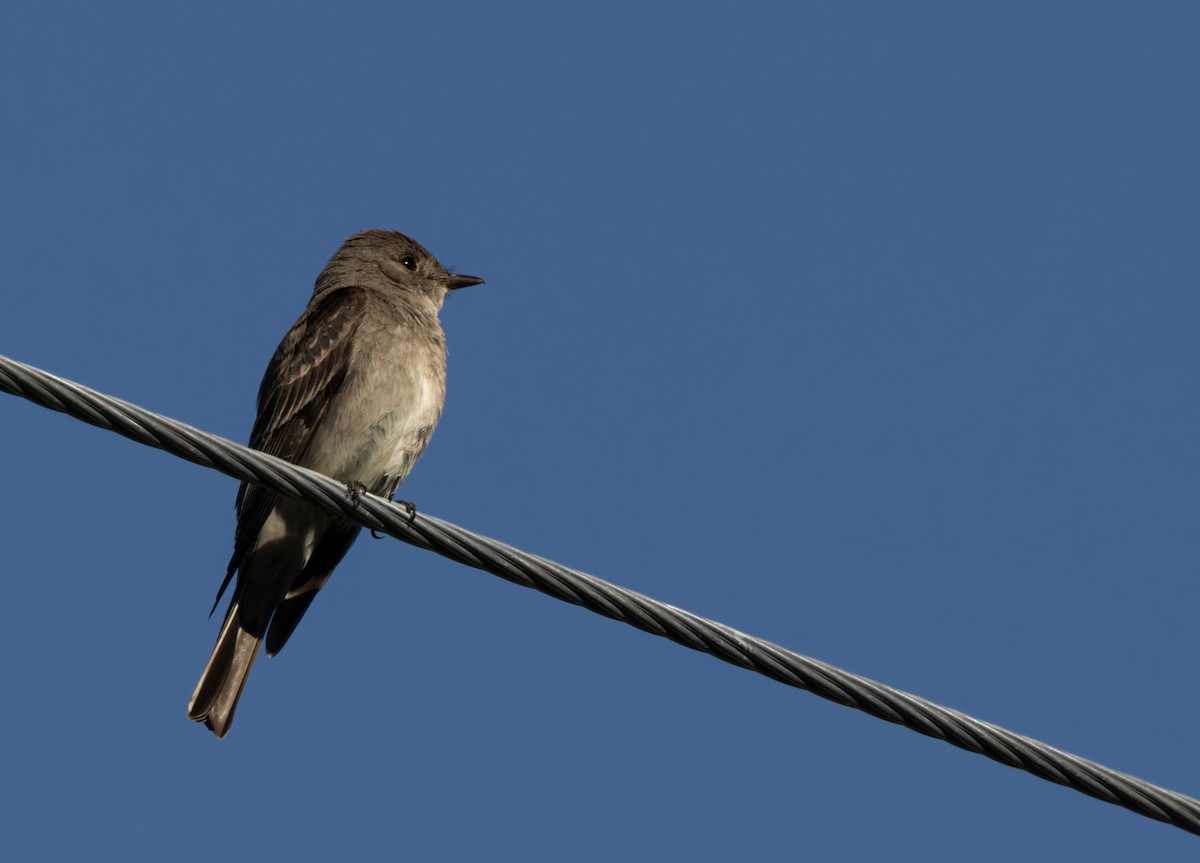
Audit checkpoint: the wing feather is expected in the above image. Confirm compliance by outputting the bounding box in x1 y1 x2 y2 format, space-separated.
210 287 367 612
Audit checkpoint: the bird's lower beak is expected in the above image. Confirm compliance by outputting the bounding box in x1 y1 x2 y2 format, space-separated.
446 274 484 291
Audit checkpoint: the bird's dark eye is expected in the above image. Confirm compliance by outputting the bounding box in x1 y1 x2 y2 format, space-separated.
400 255 417 271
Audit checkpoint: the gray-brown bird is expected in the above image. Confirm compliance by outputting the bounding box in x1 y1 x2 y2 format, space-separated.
187 230 482 738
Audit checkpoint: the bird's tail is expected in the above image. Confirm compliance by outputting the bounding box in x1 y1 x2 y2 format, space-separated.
187 600 261 739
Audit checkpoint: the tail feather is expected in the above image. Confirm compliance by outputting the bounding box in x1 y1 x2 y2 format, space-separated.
187 600 262 739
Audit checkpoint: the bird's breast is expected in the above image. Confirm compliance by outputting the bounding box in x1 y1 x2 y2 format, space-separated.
302 344 446 494
367 371 443 489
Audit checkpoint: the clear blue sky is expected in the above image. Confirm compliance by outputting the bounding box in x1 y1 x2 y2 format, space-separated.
2 2 1198 859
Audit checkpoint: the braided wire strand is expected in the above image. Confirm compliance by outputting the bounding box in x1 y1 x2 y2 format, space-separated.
1 351 1197 835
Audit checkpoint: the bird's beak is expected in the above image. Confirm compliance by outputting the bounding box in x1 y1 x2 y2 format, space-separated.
445 273 484 291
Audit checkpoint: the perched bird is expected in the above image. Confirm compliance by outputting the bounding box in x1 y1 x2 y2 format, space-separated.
187 229 482 738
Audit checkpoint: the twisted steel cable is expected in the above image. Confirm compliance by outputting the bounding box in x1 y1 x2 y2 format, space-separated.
1 350 1197 835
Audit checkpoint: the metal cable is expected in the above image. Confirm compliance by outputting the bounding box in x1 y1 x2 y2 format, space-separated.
1 350 1197 835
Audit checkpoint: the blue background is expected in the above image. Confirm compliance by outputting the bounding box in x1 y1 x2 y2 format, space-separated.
2 2 1199 858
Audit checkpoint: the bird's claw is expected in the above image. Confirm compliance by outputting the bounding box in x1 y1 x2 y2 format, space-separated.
392 496 418 525
344 480 368 506
367 496 417 538
346 482 385 538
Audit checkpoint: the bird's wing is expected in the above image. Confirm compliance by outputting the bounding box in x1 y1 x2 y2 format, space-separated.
210 286 368 613
263 520 361 655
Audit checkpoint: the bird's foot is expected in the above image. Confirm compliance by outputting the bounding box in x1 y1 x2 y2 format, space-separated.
369 499 415 538
392 496 418 525
343 481 388 537
344 480 368 506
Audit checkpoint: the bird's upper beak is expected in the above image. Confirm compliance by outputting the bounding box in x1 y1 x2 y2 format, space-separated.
445 273 485 291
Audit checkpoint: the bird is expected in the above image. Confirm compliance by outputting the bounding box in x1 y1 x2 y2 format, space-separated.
187 229 483 738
